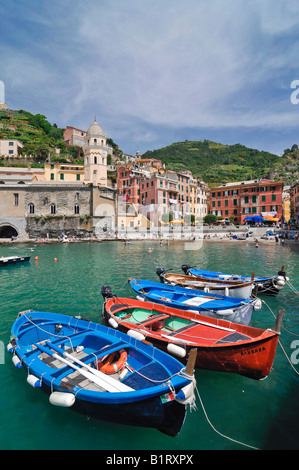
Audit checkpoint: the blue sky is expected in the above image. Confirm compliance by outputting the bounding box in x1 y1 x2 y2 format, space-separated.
1 0 299 156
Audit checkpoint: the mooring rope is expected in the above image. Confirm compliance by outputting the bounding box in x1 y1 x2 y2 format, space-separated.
195 384 260 450
260 299 299 375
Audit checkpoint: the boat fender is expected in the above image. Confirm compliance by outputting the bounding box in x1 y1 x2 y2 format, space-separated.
167 343 186 358
108 317 118 329
127 329 145 341
214 309 234 316
12 355 22 368
253 298 262 311
136 295 145 302
27 374 42 388
224 287 229 297
175 383 195 405
49 392 75 408
7 343 14 353
274 276 286 288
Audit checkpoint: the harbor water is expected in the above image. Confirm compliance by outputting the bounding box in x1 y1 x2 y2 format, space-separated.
0 240 298 450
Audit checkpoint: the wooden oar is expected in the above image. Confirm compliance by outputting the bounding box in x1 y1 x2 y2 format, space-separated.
45 341 135 392
36 343 133 393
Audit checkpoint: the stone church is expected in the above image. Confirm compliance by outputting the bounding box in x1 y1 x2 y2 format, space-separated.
0 118 117 240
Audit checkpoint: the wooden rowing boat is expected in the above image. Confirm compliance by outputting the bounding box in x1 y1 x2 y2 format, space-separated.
102 295 284 380
156 268 254 298
9 309 196 436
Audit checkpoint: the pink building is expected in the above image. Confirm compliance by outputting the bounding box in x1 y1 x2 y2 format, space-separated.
63 126 87 147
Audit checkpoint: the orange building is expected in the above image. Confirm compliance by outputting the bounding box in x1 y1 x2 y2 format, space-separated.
210 179 283 224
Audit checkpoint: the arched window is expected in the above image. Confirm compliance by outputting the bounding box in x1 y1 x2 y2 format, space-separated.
74 204 80 215
50 204 56 215
94 156 97 164
29 203 34 214
94 138 97 144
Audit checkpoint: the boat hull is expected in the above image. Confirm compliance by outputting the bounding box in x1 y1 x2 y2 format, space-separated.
39 381 186 437
9 310 193 437
0 256 30 266
130 279 257 325
159 272 253 299
103 297 283 381
182 265 286 297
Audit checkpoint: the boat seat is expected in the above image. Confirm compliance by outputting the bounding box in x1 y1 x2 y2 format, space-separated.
215 332 251 344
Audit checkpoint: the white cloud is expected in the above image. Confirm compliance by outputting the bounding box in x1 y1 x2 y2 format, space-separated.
2 0 299 153
64 0 298 131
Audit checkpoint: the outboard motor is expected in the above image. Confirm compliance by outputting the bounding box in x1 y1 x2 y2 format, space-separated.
181 264 192 275
101 285 114 300
156 267 165 282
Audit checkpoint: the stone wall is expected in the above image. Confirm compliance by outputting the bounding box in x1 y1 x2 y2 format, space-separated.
26 215 94 239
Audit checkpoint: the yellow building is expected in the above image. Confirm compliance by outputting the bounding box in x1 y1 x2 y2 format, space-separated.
44 163 84 183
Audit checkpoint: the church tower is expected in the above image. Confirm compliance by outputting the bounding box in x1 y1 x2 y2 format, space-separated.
83 118 110 186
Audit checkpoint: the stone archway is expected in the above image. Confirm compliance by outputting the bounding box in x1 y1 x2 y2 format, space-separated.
0 224 18 238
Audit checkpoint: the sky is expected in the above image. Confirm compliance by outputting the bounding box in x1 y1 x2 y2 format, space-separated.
1 0 299 156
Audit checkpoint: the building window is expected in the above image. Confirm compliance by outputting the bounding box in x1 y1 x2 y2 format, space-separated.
9 141 14 146
60 174 64 180
272 195 276 201
74 204 80 214
50 204 56 215
233 199 238 206
29 203 34 214
13 193 19 206
244 196 249 204
51 173 54 180
76 174 80 181
262 195 266 202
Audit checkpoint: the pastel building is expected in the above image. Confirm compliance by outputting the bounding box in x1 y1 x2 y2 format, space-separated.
44 163 84 183
210 179 283 224
0 139 23 157
63 126 86 147
290 181 299 224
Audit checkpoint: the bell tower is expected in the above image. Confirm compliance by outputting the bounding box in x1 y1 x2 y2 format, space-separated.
83 118 109 186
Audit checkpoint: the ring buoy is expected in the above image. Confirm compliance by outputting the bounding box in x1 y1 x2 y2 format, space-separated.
94 349 127 374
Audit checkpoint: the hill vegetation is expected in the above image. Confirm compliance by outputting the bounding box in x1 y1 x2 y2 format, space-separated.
142 140 299 185
0 109 298 185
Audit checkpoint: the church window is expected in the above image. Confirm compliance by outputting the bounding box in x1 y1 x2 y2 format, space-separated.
29 203 34 214
50 204 56 215
74 204 80 214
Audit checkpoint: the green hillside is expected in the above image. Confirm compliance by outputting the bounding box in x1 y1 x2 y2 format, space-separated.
142 140 297 185
0 108 83 164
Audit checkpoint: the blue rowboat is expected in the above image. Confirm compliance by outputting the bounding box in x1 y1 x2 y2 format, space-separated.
181 264 287 296
129 279 262 325
8 310 196 437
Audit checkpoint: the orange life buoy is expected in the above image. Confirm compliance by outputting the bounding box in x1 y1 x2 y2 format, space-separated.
94 349 127 374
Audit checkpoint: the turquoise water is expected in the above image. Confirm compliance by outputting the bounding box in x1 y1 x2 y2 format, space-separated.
0 240 298 450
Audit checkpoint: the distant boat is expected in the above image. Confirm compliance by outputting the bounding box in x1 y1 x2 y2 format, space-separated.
8 310 196 437
129 279 262 325
0 255 30 266
156 267 254 299
102 295 284 380
181 264 287 296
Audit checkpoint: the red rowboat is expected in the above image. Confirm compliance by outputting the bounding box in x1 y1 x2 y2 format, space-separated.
102 296 284 380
